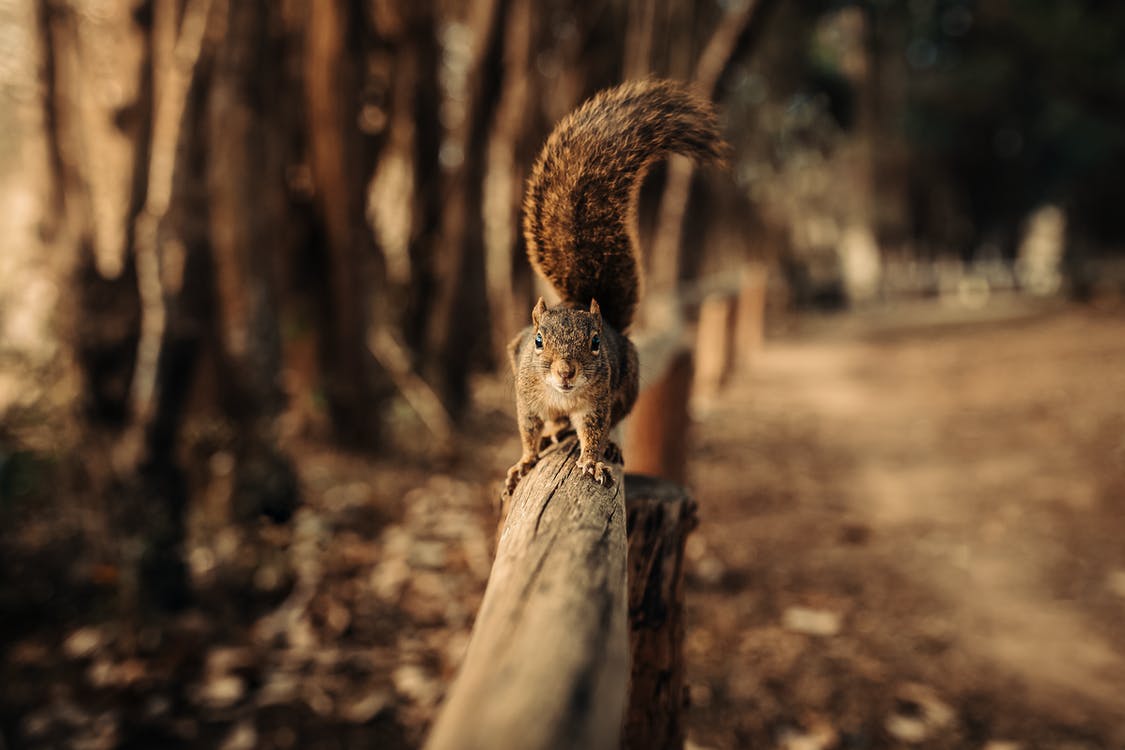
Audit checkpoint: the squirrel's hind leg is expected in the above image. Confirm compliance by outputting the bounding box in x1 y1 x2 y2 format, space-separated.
540 416 574 451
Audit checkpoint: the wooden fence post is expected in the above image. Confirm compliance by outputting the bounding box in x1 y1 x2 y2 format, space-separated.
623 475 698 750
623 347 694 484
733 262 767 373
692 293 737 402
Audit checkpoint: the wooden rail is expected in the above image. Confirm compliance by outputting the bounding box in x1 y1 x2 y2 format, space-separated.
426 263 764 749
425 435 696 750
426 436 629 750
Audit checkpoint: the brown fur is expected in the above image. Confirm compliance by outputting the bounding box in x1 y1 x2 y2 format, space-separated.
506 80 728 493
522 78 729 333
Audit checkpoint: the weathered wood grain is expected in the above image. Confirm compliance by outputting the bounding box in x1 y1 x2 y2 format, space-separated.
623 475 698 750
425 436 629 750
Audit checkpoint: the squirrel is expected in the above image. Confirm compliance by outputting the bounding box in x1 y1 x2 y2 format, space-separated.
505 79 728 494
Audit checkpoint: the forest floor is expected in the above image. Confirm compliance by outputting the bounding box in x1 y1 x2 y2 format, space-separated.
2 298 1124 749
682 299 1125 749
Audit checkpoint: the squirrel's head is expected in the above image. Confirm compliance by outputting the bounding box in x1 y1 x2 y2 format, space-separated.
530 297 605 394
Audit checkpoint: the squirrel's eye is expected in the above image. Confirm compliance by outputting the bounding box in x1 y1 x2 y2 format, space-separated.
591 334 600 352
534 332 543 350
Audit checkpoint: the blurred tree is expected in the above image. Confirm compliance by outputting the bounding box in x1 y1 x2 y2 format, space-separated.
37 0 396 613
422 0 508 414
398 0 443 366
300 0 395 446
649 0 781 292
19 0 1123 622
873 0 1125 264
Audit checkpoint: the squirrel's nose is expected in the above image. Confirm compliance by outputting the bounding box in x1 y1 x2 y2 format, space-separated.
555 361 576 380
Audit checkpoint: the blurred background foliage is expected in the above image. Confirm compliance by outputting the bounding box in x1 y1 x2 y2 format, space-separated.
1 0 1123 747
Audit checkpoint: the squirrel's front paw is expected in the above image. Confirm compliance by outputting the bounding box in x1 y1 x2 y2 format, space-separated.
576 457 613 487
505 456 539 494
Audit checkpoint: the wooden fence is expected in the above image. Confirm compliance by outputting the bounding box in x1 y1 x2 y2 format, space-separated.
425 263 767 750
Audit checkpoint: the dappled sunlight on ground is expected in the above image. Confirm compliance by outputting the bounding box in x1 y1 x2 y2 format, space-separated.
685 303 1125 748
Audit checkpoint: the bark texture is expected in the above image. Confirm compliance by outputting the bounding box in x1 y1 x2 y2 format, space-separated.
623 475 698 750
426 436 629 750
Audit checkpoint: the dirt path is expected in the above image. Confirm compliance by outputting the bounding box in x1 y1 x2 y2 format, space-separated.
683 304 1125 749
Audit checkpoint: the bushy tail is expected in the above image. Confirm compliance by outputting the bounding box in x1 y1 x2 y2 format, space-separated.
522 79 729 331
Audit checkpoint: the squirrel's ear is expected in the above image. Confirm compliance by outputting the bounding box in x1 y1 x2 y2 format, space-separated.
589 298 601 318
531 297 547 326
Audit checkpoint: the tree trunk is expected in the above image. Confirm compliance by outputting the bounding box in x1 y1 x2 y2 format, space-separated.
303 0 392 447
401 0 444 360
484 0 534 361
40 0 195 612
649 0 776 293
205 0 299 522
424 0 509 414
